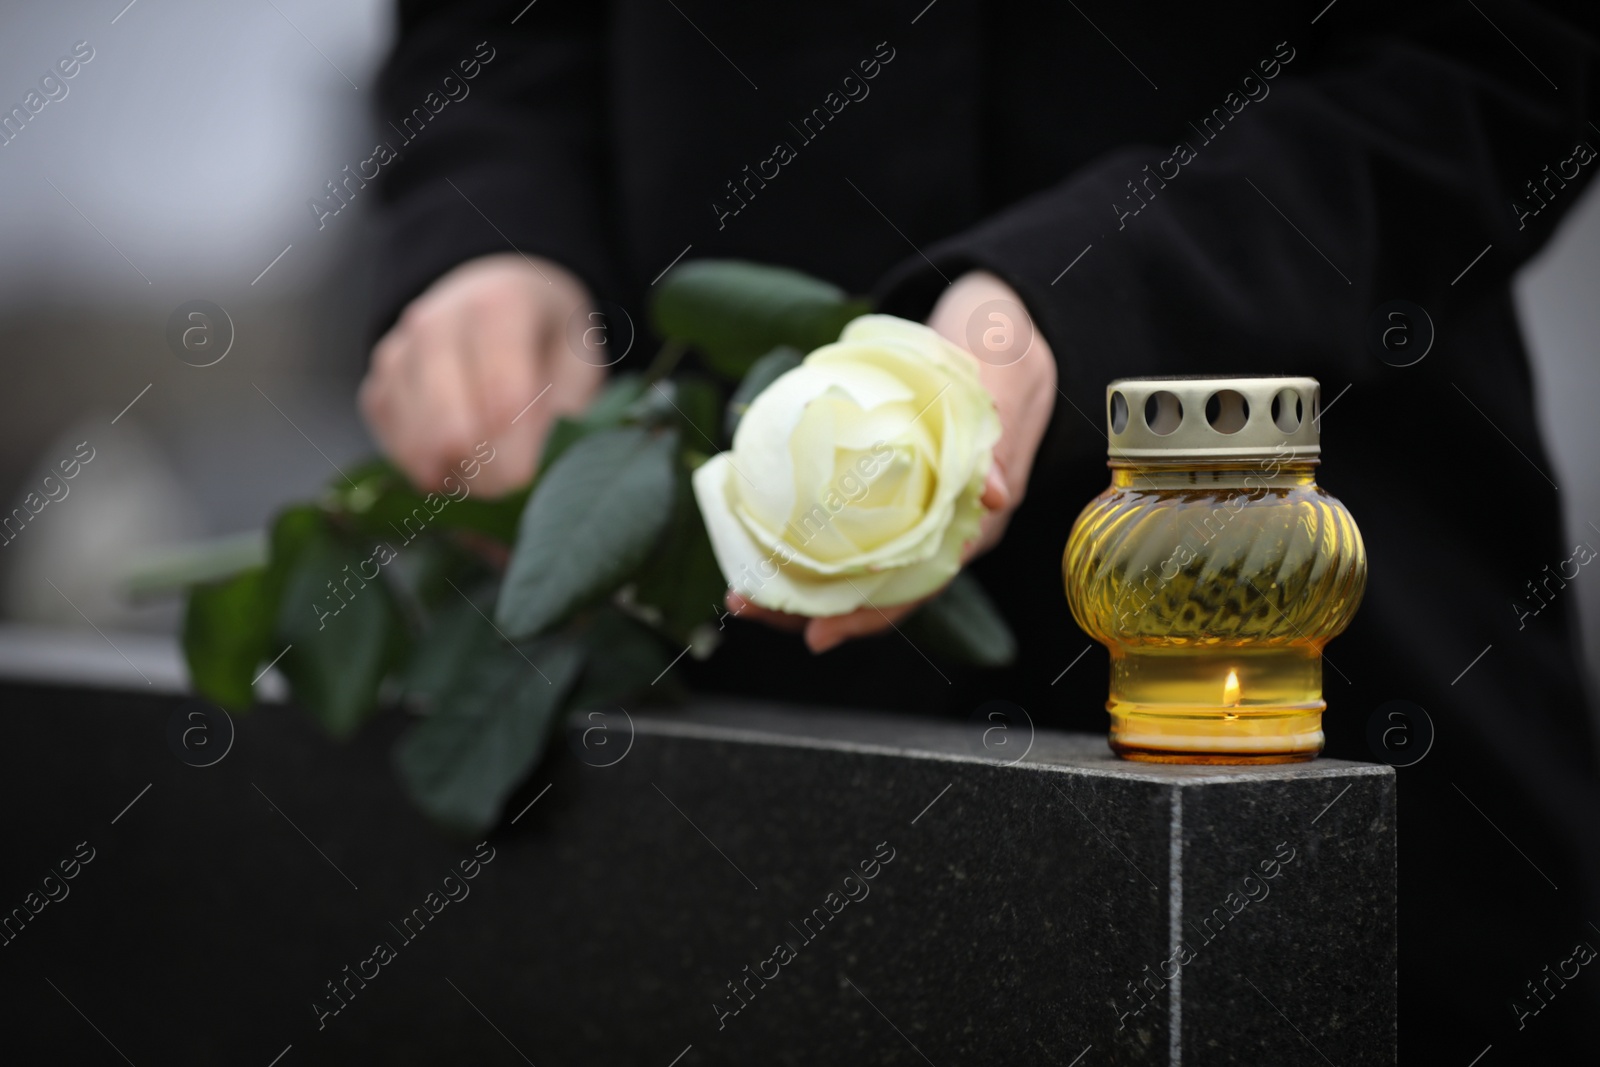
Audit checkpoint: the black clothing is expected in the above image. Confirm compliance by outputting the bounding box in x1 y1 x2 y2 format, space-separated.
375 0 1600 1057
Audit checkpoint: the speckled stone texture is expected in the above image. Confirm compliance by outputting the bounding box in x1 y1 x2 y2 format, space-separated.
0 684 1393 1065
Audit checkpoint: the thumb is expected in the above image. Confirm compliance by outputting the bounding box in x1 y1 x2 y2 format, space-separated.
981 462 1010 511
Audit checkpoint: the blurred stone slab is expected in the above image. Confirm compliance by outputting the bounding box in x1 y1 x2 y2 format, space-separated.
0 684 1393 1065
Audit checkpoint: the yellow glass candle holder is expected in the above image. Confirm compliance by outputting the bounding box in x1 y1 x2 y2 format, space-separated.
1063 377 1366 763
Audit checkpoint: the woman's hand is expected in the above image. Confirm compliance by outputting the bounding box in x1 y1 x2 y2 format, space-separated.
730 270 1057 652
359 253 606 496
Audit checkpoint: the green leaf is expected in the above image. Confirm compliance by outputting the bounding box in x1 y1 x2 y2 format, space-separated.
669 375 723 449
567 607 673 709
586 373 650 423
537 375 649 479
427 490 530 544
393 638 584 835
725 346 803 439
182 567 276 710
627 378 724 449
271 506 407 739
496 426 678 639
631 460 726 645
400 595 497 704
335 458 529 545
901 571 1017 668
535 417 589 480
651 260 870 377
394 535 495 613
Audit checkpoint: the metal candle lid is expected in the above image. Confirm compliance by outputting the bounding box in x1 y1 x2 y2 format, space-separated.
1104 376 1321 461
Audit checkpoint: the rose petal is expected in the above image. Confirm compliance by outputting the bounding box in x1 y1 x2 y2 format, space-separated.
692 312 1006 620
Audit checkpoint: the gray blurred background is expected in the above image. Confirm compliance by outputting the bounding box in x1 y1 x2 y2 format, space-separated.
1 1 1597 688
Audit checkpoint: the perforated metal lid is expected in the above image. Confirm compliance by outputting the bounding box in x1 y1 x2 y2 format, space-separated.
1105 376 1321 461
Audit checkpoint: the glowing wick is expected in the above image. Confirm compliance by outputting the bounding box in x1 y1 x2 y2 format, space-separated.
1222 668 1242 708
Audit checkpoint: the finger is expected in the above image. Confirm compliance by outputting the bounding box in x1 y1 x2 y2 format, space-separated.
969 508 1009 561
725 590 808 632
358 330 404 451
805 598 922 654
395 330 481 491
976 335 1056 504
462 303 542 495
542 314 607 418
464 289 541 431
362 332 446 490
980 463 1010 511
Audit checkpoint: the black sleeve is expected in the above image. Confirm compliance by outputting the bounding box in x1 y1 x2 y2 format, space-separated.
878 0 1599 441
370 0 616 333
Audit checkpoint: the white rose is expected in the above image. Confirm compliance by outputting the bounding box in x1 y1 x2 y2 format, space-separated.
692 314 1001 616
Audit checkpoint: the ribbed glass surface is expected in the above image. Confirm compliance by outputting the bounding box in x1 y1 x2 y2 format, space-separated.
1062 464 1366 762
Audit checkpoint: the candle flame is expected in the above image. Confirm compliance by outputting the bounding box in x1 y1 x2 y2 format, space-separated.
1222 669 1241 707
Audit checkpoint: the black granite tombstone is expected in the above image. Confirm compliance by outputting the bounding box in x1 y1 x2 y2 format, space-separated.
0 682 1393 1064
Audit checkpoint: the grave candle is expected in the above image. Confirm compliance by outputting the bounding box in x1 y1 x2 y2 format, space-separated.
1063 376 1367 763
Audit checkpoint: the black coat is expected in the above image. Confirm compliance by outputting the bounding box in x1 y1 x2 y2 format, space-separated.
374 0 1600 1057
